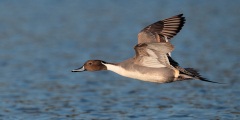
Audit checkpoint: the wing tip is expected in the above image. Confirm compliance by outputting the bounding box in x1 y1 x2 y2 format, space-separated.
173 13 186 32
162 13 186 39
178 13 186 30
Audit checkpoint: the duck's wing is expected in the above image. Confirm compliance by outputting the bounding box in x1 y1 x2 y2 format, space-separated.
138 14 185 44
134 42 175 68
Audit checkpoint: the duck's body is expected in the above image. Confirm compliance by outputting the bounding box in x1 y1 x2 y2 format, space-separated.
72 14 218 84
104 58 177 83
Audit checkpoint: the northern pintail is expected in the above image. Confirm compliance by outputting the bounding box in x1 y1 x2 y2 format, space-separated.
72 14 218 83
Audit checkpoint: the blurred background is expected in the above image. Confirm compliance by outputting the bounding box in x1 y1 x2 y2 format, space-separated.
0 0 239 119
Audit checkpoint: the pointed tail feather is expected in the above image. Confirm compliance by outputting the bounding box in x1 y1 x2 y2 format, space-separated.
179 68 222 84
195 75 221 84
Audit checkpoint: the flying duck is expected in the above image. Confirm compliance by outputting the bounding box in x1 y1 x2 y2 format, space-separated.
72 14 218 84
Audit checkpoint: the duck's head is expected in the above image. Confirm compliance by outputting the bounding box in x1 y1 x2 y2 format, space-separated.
72 60 107 72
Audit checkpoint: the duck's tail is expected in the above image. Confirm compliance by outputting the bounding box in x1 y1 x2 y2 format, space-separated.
176 67 221 84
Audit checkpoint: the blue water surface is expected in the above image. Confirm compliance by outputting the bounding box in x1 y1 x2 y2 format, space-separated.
0 0 239 119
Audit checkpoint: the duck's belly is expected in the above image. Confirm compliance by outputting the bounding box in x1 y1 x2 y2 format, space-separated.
112 68 174 83
106 64 175 83
118 69 174 83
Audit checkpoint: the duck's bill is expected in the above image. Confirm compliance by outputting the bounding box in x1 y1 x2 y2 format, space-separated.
72 66 85 72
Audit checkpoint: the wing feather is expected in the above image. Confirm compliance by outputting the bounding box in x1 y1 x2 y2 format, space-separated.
134 42 175 68
138 14 185 44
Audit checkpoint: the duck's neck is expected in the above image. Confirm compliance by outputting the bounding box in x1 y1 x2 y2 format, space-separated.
102 63 124 74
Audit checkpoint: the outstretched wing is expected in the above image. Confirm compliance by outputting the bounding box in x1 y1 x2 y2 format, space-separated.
138 14 185 44
134 42 175 68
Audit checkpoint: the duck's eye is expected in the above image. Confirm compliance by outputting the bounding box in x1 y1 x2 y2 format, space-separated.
88 62 92 65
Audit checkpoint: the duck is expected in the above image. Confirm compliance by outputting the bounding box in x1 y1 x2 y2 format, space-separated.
72 14 218 84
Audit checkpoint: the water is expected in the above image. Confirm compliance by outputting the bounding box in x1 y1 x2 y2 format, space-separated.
0 0 239 119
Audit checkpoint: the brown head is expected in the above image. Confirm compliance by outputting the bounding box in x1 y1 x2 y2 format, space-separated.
72 60 107 72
